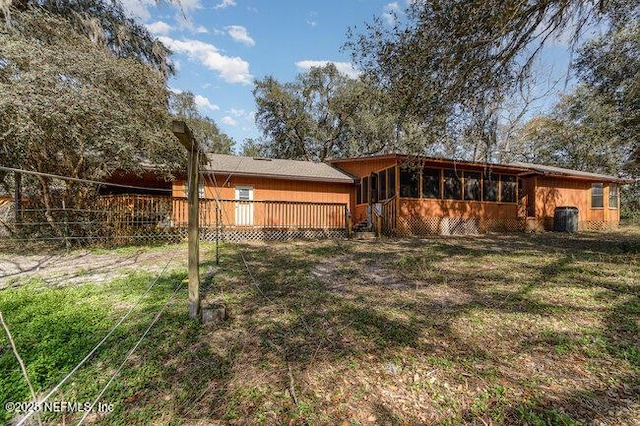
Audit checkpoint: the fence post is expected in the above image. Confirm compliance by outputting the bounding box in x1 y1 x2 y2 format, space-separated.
14 172 22 227
215 202 220 265
62 199 70 250
172 120 201 321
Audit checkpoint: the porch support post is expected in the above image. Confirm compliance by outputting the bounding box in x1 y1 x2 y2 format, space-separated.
172 120 201 321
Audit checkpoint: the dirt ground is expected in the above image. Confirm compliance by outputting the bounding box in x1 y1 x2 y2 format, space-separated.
0 244 189 288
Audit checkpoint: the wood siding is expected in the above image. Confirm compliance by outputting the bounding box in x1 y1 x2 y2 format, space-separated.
534 177 620 228
172 174 351 228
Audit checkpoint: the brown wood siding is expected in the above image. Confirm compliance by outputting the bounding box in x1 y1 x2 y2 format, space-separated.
534 177 619 226
399 199 518 219
173 175 351 203
332 158 398 179
172 175 351 228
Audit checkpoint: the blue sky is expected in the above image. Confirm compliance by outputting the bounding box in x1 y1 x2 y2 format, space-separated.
121 0 593 150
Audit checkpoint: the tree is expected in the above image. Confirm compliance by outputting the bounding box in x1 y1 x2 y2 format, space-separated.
518 23 639 174
517 23 639 219
0 7 184 237
4 0 172 76
253 64 420 161
347 0 638 151
169 91 235 154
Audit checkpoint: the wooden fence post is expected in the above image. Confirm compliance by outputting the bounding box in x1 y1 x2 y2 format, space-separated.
172 120 201 321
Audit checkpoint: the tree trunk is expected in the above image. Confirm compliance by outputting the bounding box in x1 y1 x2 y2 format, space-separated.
37 175 63 239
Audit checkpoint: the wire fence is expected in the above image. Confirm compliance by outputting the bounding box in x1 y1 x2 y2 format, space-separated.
1 166 349 248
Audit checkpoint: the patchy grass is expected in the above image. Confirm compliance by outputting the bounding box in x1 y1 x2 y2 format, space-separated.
1 228 639 425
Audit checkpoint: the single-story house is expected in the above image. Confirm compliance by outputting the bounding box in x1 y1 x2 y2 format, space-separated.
105 153 631 239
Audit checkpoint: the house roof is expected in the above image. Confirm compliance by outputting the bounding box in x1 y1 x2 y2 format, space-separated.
205 154 356 184
203 153 631 185
510 162 633 184
331 154 631 184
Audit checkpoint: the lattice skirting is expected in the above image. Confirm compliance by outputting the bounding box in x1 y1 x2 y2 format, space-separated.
396 216 527 236
485 218 526 233
397 216 483 236
199 227 347 242
540 218 617 231
579 220 616 231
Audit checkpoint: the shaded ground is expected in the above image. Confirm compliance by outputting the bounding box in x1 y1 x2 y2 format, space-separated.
1 227 639 425
0 244 190 288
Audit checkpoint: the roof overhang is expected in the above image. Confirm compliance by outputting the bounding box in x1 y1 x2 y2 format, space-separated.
202 169 356 184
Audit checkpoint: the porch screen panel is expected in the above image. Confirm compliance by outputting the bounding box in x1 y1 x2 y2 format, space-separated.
422 168 440 199
591 183 604 208
379 169 387 200
362 176 369 204
464 172 481 201
609 184 619 208
400 168 419 198
356 184 362 205
387 167 396 198
444 169 462 200
501 175 517 203
483 172 498 202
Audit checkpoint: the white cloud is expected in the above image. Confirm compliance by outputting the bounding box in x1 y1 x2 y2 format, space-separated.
120 0 155 20
177 0 202 13
229 108 246 117
307 20 318 28
194 25 208 34
194 95 220 111
383 2 401 26
221 116 237 126
295 60 360 79
146 21 172 36
214 0 236 9
226 25 255 47
159 36 253 85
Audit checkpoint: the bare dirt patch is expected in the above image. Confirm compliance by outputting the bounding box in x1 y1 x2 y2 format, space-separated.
0 244 190 288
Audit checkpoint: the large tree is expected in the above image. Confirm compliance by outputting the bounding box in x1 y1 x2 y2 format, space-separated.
517 23 639 218
518 23 639 174
253 63 422 161
347 0 639 152
0 4 183 237
169 91 235 154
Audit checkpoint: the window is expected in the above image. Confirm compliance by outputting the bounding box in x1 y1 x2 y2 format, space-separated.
387 167 396 198
422 168 440 198
400 167 420 198
371 173 379 203
483 172 498 202
362 176 369 204
464 171 481 201
184 182 205 199
237 187 251 200
501 175 517 203
356 183 362 205
379 169 387 200
444 169 462 200
609 184 619 208
591 183 604 208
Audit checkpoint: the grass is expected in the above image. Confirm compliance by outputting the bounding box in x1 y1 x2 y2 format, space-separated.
1 227 639 425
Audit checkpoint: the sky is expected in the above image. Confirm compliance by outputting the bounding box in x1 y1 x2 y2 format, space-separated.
120 0 594 151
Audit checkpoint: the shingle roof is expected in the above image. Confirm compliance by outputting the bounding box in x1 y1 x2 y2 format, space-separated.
510 162 632 183
205 154 355 183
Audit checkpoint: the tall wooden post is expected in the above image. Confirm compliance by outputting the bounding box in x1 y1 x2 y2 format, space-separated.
172 121 201 320
14 172 21 225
